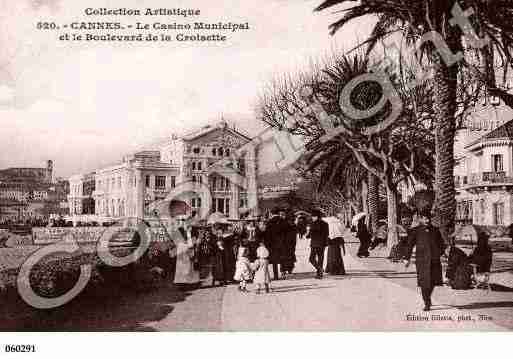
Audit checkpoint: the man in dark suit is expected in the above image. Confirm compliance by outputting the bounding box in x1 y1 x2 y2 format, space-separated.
405 208 446 311
265 208 285 280
307 209 329 279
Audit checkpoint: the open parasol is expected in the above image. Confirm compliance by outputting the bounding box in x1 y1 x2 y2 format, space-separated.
207 212 229 225
294 210 311 217
351 212 367 227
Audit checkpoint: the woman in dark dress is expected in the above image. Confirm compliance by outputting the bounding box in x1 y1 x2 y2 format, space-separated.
225 226 238 282
241 221 259 262
211 226 236 283
356 217 371 258
256 220 267 244
324 215 346 275
211 237 233 286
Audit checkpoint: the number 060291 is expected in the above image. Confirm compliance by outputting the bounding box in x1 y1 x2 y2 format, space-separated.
4 345 36 353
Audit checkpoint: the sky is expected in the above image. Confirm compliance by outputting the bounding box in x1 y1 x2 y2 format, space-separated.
0 0 372 178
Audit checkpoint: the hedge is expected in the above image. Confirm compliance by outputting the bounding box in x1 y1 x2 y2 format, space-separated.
0 240 175 304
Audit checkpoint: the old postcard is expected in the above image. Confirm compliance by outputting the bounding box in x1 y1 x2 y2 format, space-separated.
1 0 513 340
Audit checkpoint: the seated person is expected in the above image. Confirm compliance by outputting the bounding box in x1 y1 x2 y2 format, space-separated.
446 241 472 289
446 243 468 282
370 220 387 250
470 232 493 273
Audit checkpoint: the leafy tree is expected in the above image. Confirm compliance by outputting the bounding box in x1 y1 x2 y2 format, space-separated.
299 148 370 224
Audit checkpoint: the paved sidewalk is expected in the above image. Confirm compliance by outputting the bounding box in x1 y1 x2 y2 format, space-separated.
220 239 513 331
4 233 511 331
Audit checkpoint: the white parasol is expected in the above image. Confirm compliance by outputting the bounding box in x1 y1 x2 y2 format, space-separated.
207 212 229 225
351 212 367 227
295 210 311 217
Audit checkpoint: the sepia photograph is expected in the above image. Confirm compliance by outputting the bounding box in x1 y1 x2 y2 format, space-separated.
1 0 513 348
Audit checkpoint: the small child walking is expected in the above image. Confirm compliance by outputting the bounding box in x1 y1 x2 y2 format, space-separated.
252 242 272 294
234 246 252 292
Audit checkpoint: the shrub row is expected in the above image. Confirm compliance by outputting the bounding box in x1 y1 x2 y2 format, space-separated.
0 241 175 304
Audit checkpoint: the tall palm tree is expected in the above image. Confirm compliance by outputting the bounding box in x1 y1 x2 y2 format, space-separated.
315 0 513 240
367 172 380 233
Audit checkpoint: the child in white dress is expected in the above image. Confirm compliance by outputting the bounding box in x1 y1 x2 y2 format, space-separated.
234 246 252 292
253 242 272 294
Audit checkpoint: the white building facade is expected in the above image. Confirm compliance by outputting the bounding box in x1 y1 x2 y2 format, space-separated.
455 119 513 226
93 150 180 220
68 121 258 222
68 172 95 216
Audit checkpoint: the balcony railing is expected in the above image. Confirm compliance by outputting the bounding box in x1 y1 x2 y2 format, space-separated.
454 176 468 188
483 171 506 182
466 171 513 186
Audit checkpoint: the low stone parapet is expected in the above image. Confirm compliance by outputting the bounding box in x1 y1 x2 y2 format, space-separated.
33 227 105 245
32 226 174 245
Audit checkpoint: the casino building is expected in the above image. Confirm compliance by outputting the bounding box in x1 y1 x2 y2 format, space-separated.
68 121 259 222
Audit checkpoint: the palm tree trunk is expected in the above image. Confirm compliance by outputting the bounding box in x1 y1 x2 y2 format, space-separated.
433 58 458 242
385 175 398 255
344 202 352 227
367 172 379 235
361 178 369 230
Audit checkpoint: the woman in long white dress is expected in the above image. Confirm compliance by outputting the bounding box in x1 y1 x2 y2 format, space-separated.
173 225 200 289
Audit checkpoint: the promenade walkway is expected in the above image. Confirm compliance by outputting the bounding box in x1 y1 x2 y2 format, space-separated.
2 232 512 331
144 233 513 331
218 238 512 331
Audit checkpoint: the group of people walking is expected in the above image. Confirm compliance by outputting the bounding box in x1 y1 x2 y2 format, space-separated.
168 203 495 310
171 207 303 292
170 207 349 293
308 210 346 278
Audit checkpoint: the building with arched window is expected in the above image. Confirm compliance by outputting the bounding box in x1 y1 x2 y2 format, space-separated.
160 120 257 219
68 121 258 222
